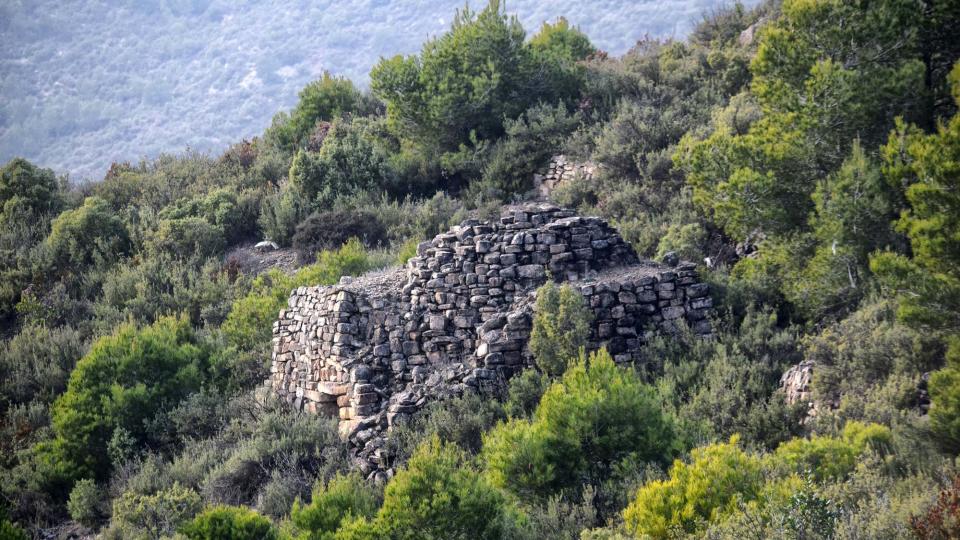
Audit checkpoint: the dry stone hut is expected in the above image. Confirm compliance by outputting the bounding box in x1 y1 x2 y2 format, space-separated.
270 203 713 478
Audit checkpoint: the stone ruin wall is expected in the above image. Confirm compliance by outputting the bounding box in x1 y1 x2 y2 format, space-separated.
270 203 713 478
533 155 597 198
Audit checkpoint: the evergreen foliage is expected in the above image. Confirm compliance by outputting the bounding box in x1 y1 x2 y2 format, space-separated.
289 473 378 540
1 1 959 536
528 282 593 377
484 348 675 499
373 436 517 540
623 436 764 538
47 316 211 480
181 505 280 540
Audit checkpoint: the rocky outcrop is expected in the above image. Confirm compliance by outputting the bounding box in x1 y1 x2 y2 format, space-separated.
270 203 713 478
533 155 597 198
780 360 816 411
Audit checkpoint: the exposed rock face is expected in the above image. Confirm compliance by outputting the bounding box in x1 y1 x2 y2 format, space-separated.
270 203 713 477
780 360 817 418
533 155 597 198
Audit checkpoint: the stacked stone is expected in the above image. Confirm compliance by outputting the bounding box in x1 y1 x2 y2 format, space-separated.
575 267 712 364
272 287 384 422
532 155 597 198
270 203 713 479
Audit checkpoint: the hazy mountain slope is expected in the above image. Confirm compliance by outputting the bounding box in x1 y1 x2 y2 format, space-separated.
0 0 757 181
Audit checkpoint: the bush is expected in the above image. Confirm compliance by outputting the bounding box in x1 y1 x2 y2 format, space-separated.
267 71 378 152
289 472 378 540
48 316 211 479
95 255 237 330
292 210 388 263
384 391 506 467
522 487 599 540
0 517 28 540
159 188 259 246
484 348 675 499
804 299 942 428
67 478 103 528
370 0 536 152
180 505 279 540
651 306 806 450
259 188 307 247
288 119 389 207
190 401 349 511
0 324 85 411
503 369 548 419
223 238 377 353
374 436 518 540
911 475 960 540
528 282 593 377
772 422 893 483
148 217 226 259
928 338 960 454
476 102 581 199
0 157 62 222
623 436 764 539
46 196 129 271
111 482 203 539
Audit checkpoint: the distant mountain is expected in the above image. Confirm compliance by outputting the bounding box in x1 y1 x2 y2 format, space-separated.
0 0 758 181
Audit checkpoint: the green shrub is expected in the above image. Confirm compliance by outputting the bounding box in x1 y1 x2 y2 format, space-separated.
148 217 226 259
652 305 806 450
259 188 307 247
46 196 129 271
292 210 388 263
476 102 580 199
67 478 103 528
288 119 389 207
529 282 593 377
623 436 764 539
384 391 506 467
654 221 706 263
111 482 203 539
370 0 536 152
803 299 941 427
289 472 378 540
192 402 349 510
0 157 62 222
267 72 378 152
0 517 28 540
159 188 259 246
49 316 211 479
95 255 237 330
394 238 419 266
0 324 85 411
929 338 960 453
484 348 675 499
375 436 518 540
521 486 599 540
773 422 893 482
503 368 548 419
181 505 279 540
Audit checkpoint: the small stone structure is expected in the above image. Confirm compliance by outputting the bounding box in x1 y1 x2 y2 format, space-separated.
270 203 712 478
533 155 597 198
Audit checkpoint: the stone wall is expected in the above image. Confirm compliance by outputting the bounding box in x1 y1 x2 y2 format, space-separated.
533 155 597 198
270 203 712 478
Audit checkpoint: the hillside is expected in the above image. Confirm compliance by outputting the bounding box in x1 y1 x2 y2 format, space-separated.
0 0 756 181
1 0 960 538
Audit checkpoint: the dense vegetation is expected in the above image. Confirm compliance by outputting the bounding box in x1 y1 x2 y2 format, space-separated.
0 0 719 181
2 0 960 538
